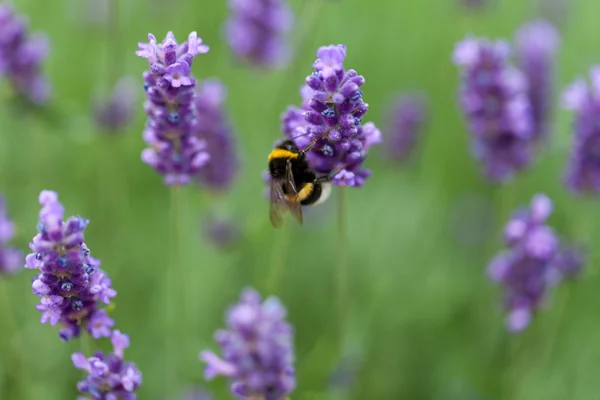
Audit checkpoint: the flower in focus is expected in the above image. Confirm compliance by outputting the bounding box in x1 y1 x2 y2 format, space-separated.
0 195 23 276
514 20 560 142
136 31 211 185
225 0 293 68
487 193 585 332
385 93 428 163
92 76 138 133
72 330 142 399
25 190 117 341
200 288 295 400
0 4 51 104
194 79 239 190
453 36 534 182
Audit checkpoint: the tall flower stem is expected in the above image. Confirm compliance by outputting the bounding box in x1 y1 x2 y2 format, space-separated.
266 226 291 293
0 281 21 398
336 189 348 347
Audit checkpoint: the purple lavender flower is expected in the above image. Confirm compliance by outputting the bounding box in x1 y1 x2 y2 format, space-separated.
453 37 534 182
0 196 23 276
514 20 560 142
487 194 585 332
563 67 600 193
0 4 50 104
225 0 293 68
202 216 241 250
386 93 428 163
194 79 239 190
92 76 138 133
137 32 211 185
72 330 142 399
281 45 382 187
24 190 117 341
200 288 295 400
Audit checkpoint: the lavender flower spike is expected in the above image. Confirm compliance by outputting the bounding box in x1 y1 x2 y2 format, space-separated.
0 196 23 276
25 190 117 341
200 288 295 400
487 194 584 332
515 20 560 141
0 4 51 104
72 330 142 399
453 37 534 182
137 32 211 185
225 0 293 68
386 93 428 163
92 76 138 133
563 67 600 194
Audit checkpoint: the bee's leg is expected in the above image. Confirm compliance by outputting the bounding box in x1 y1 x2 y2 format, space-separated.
315 163 350 183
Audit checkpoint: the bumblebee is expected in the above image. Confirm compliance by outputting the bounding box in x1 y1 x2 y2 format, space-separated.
267 139 333 228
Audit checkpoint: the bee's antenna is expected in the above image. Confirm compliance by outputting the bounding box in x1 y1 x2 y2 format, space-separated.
316 163 350 183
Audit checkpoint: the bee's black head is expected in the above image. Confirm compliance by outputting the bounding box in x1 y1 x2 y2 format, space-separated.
276 139 300 154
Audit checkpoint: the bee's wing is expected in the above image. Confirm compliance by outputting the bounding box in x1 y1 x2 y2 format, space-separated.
283 159 303 225
269 179 287 229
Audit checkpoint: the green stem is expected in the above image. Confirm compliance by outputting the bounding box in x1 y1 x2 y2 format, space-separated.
0 280 21 399
266 226 291 293
336 189 348 346
81 332 93 356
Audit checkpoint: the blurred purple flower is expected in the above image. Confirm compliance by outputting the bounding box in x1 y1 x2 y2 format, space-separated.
0 4 51 104
225 0 293 68
453 37 534 182
25 190 117 341
0 196 23 276
563 67 600 194
92 76 138 133
514 20 560 142
180 387 213 400
200 288 295 400
202 216 241 250
73 330 142 399
194 79 239 190
386 93 428 163
487 194 585 332
136 31 211 186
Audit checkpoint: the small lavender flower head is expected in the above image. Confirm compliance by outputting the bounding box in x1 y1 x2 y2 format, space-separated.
386 93 428 163
202 216 241 250
92 76 138 133
487 194 585 332
514 20 560 141
225 0 293 68
136 32 211 185
0 4 50 104
282 45 382 187
562 67 600 194
200 288 295 400
72 330 142 399
0 196 23 276
453 37 534 182
25 191 117 341
194 79 239 190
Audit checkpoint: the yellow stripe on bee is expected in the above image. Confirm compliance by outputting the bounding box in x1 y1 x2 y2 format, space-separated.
297 183 314 202
268 149 299 162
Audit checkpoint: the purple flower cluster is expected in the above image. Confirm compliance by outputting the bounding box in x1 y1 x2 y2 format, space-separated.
453 37 533 182
0 196 23 276
386 94 428 163
200 288 295 400
92 76 138 133
487 194 584 332
72 330 142 399
281 44 381 187
563 67 600 194
0 4 50 104
225 0 293 68
514 20 560 141
24 191 116 341
194 79 238 190
137 32 211 185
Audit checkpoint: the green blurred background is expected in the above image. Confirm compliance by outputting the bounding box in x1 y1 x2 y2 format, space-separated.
1 0 600 399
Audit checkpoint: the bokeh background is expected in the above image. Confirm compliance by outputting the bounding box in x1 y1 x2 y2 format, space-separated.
1 0 600 399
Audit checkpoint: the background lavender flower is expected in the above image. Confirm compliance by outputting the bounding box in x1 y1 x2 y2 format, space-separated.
24 190 117 341
453 37 534 182
0 4 50 104
180 387 214 400
225 0 293 68
202 215 241 250
282 45 382 187
72 330 142 399
514 20 560 142
385 93 428 163
0 196 23 276
487 194 584 332
194 79 239 190
92 76 138 133
200 287 295 400
137 31 211 185
563 68 600 194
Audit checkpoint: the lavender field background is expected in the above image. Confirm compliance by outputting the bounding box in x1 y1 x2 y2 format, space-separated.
1 0 600 399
